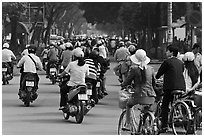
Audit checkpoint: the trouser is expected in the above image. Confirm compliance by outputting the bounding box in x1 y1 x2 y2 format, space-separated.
3 62 13 74
160 90 174 128
85 78 97 101
19 72 39 90
42 58 48 70
60 84 72 107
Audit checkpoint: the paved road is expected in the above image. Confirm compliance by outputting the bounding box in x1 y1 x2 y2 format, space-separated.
2 62 201 135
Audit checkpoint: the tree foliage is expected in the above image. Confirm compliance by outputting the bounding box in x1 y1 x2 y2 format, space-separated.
79 2 122 24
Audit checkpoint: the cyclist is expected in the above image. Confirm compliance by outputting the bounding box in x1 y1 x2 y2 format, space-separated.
121 49 157 131
155 45 186 133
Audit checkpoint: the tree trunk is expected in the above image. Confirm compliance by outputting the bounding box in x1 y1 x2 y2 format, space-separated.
10 15 18 55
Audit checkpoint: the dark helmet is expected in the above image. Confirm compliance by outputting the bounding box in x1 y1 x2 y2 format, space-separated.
89 50 99 59
28 45 37 54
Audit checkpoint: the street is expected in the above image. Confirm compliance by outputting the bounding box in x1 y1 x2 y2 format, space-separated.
2 62 200 135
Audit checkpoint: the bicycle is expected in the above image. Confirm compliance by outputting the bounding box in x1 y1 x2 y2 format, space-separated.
182 89 202 134
154 90 192 135
117 86 158 135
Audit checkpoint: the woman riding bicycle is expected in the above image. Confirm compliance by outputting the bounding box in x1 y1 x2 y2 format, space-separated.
121 49 157 131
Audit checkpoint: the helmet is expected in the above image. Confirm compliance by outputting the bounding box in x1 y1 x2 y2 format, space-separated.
73 48 84 57
28 45 37 53
3 43 9 48
26 44 30 48
64 42 73 48
183 52 195 62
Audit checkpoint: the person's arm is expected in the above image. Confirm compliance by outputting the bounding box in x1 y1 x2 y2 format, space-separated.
60 63 71 77
188 77 200 92
121 67 135 87
17 56 25 68
11 51 16 60
155 61 168 79
36 57 43 71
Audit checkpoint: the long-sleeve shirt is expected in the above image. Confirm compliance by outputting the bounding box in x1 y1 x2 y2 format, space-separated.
156 57 186 91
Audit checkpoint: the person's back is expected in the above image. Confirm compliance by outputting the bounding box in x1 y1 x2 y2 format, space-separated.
2 48 16 62
61 49 73 68
156 57 186 91
114 44 130 62
48 46 59 61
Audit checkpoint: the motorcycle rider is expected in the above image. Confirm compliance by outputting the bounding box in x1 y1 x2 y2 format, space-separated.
46 42 59 78
58 48 89 110
60 42 73 69
2 43 16 76
41 45 49 70
17 45 43 96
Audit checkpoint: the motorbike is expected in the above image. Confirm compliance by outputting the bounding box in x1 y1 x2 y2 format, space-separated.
2 62 13 85
49 63 58 84
61 85 88 124
18 73 38 107
84 82 95 115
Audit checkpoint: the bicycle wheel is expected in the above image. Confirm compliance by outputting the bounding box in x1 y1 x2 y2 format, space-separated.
140 111 157 135
170 101 191 135
193 107 202 135
118 110 131 135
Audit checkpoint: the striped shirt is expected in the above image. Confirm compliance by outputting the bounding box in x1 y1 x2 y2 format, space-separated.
85 59 98 80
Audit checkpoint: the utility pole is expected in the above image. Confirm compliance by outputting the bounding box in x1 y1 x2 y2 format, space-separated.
167 2 173 44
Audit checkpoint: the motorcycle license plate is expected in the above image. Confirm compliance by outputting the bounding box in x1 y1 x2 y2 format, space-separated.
26 81 34 87
87 89 92 95
50 68 56 72
2 68 7 72
78 94 88 100
96 82 100 87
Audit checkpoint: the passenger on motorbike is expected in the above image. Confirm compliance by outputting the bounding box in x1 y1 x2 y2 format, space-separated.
85 50 100 103
46 42 59 78
17 46 43 95
58 48 89 110
2 43 16 76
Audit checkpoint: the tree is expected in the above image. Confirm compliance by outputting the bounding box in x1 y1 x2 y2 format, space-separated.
43 2 79 44
2 2 27 55
79 2 122 24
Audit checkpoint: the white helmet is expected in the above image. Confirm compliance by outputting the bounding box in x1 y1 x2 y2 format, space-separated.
3 43 9 48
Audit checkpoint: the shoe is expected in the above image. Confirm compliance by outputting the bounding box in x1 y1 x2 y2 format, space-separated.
122 124 131 131
46 75 49 78
59 106 66 110
159 127 168 133
103 92 108 96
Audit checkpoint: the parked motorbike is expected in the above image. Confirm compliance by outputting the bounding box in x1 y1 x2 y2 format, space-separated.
61 85 88 124
2 62 13 85
18 73 38 107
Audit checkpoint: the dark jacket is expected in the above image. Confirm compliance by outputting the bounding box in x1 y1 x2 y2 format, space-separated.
122 65 156 98
156 57 186 91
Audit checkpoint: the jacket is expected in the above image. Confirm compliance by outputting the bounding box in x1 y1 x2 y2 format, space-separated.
156 57 186 91
122 65 156 98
